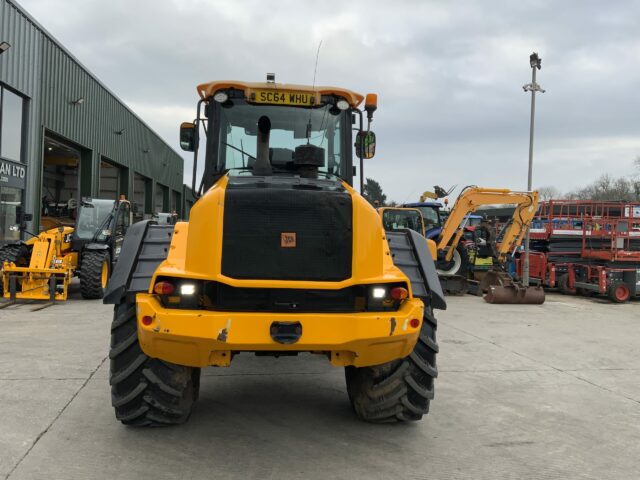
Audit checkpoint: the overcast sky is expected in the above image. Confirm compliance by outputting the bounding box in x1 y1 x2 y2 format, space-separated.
19 0 640 202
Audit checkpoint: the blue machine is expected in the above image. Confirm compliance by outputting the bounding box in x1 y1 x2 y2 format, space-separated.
402 202 443 240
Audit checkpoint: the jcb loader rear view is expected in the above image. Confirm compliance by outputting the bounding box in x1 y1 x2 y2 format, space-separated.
104 77 445 425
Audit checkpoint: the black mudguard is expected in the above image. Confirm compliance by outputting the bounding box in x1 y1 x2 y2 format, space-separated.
103 221 174 305
386 229 447 310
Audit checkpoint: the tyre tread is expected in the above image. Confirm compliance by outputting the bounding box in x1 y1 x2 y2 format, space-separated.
345 308 438 423
79 250 110 299
109 303 198 427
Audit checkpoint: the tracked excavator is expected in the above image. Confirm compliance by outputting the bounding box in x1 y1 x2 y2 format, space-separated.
382 187 545 304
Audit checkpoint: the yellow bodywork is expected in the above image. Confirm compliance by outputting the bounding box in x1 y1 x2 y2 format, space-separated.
197 80 364 107
1 227 77 301
136 175 425 368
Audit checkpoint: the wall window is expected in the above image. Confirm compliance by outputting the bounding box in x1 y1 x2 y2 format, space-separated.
0 86 25 163
0 186 22 242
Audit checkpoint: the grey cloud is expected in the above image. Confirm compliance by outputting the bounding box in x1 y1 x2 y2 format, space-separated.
18 0 640 201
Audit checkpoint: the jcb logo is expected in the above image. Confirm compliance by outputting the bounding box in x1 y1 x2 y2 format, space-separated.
281 232 296 248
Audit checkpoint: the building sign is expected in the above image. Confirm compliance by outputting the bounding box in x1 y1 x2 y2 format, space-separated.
0 158 27 189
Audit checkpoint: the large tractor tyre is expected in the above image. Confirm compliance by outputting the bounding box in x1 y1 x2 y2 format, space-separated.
345 308 438 423
79 250 111 299
608 281 631 303
0 244 30 294
436 244 469 277
110 302 200 427
557 273 576 295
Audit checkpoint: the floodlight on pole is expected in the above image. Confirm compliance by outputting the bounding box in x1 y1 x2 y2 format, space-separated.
522 52 545 288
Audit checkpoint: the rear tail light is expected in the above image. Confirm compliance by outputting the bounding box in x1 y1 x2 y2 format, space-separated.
154 281 174 295
390 287 408 301
367 283 410 311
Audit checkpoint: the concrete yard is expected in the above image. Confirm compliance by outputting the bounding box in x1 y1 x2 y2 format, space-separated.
1 287 638 480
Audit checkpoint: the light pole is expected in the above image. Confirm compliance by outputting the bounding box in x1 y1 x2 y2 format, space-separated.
522 52 545 287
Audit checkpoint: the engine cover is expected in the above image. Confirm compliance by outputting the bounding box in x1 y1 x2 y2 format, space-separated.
221 176 353 281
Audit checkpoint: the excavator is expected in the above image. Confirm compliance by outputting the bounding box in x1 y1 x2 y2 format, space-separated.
382 186 544 304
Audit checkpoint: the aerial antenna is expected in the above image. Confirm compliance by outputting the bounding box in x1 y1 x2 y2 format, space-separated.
306 40 323 143
312 39 322 90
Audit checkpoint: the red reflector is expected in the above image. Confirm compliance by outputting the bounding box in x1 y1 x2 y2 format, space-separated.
142 315 153 326
409 318 420 328
154 281 174 295
390 287 408 301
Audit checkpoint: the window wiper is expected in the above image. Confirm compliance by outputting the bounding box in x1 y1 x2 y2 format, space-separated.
222 142 256 162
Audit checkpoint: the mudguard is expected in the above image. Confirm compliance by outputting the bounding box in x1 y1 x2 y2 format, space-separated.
386 229 447 310
103 221 174 305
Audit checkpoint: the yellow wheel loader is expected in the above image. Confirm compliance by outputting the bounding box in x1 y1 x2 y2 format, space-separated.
103 77 446 426
0 198 131 304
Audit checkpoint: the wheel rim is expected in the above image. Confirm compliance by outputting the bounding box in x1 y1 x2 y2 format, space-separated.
437 249 462 276
101 260 109 289
614 284 630 302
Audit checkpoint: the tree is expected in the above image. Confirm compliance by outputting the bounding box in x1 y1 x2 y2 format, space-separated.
362 178 387 206
536 186 561 200
567 174 638 201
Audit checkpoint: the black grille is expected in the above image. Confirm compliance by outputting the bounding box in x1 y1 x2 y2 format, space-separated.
204 283 367 312
221 180 352 281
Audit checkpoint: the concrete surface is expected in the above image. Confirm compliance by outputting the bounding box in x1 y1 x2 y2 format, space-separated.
1 288 638 480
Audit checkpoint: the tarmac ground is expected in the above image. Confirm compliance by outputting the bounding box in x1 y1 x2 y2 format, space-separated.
1 285 638 479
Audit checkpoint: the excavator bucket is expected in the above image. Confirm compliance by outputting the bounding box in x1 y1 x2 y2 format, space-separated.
479 270 545 305
484 284 545 304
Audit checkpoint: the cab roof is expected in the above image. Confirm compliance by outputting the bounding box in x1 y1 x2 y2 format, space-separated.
403 202 443 208
196 80 364 107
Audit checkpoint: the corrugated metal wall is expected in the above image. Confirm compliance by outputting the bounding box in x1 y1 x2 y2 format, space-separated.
0 0 184 227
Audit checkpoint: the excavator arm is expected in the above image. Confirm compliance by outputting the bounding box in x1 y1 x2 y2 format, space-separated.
437 187 539 262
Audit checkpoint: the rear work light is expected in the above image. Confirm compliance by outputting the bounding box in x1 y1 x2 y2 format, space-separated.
154 281 175 295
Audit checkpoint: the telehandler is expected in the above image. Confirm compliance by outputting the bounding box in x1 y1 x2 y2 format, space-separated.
0 197 131 304
103 77 445 425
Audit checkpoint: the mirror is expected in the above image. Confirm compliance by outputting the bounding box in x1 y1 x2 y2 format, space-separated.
355 130 376 159
180 122 196 151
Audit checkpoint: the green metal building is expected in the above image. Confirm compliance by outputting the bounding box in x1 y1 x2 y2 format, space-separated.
0 0 185 244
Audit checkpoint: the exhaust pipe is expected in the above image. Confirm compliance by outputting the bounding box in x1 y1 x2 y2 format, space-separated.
253 116 273 176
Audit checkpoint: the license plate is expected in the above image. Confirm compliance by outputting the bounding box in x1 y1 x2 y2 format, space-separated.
252 89 314 106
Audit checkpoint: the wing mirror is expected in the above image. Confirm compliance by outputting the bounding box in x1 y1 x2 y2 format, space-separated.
355 130 376 159
180 122 196 152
